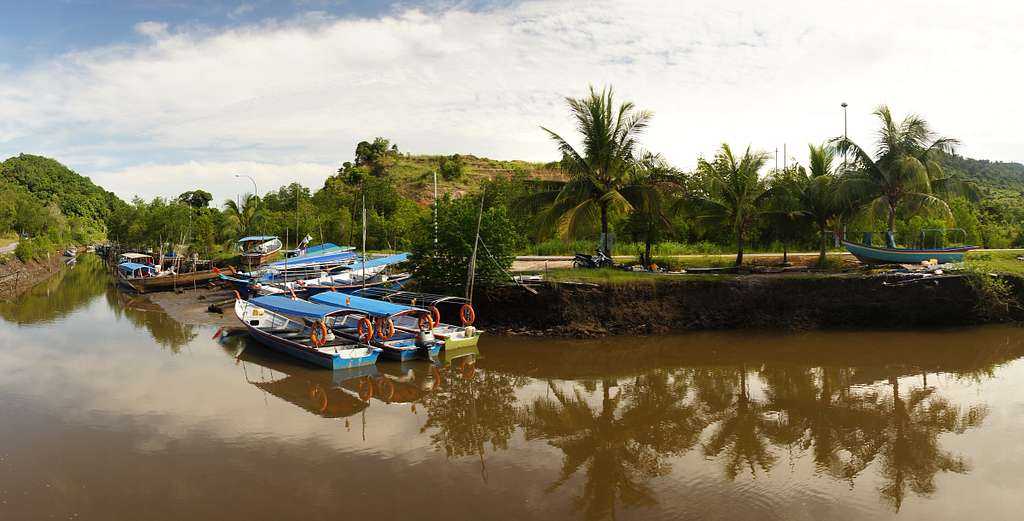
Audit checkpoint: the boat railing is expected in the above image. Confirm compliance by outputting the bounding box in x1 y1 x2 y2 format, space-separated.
916 228 968 249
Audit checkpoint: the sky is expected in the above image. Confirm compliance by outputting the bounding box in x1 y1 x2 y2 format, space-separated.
1 0 1022 204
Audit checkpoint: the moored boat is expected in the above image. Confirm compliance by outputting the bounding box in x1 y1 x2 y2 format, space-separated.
347 287 482 349
238 236 283 266
234 296 382 370
309 292 442 361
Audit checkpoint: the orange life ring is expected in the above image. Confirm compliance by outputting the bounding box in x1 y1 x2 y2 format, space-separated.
462 361 476 379
459 304 476 326
357 317 374 342
233 290 241 300
428 306 441 326
357 377 373 401
213 266 221 274
375 317 396 340
418 314 435 332
310 320 329 347
376 377 396 401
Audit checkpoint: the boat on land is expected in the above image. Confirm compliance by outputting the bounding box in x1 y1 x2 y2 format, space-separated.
234 295 382 370
348 287 482 349
842 230 978 264
238 236 283 266
127 264 235 293
257 253 412 297
309 292 442 361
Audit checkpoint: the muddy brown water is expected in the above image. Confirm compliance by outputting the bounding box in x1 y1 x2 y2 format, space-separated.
2 255 1024 520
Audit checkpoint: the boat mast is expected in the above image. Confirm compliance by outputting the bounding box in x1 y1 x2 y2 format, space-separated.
465 189 485 301
433 170 438 246
361 193 367 291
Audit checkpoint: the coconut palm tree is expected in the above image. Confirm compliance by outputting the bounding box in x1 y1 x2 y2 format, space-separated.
530 86 653 254
691 144 773 266
835 105 976 238
223 193 260 237
773 144 847 266
624 152 685 267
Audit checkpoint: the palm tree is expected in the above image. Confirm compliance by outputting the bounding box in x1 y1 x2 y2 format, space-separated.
531 86 653 254
223 193 260 237
691 144 773 266
835 105 975 238
625 152 684 267
774 144 846 266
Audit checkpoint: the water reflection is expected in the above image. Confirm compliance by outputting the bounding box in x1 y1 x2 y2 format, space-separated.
0 254 108 324
3 265 1024 521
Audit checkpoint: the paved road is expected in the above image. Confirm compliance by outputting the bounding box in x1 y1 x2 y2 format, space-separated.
0 241 17 255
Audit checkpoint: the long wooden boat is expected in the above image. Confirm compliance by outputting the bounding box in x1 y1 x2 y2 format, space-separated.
842 239 977 264
308 292 442 361
238 236 283 266
127 265 235 293
347 287 482 349
234 296 382 370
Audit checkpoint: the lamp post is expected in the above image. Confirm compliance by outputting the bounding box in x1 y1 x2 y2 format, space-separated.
234 174 259 235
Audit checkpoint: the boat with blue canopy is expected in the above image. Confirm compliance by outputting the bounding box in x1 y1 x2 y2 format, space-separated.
309 292 442 361
257 253 412 298
234 294 381 370
347 286 481 349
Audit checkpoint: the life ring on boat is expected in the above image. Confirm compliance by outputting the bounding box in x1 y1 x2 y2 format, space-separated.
461 361 476 380
418 314 435 332
428 306 441 326
375 318 396 340
376 377 396 401
310 320 329 347
357 377 373 401
213 267 221 274
357 317 374 342
431 365 443 390
459 304 476 326
233 290 241 300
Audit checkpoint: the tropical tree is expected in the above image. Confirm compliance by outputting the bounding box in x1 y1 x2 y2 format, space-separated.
773 144 846 266
223 194 261 238
622 152 684 266
835 105 976 238
531 86 653 254
691 144 773 266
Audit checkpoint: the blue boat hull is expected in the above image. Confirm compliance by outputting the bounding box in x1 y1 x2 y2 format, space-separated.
379 342 441 361
247 325 381 369
842 240 976 264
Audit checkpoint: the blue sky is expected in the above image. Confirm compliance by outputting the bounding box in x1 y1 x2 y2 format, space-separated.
1 0 1022 204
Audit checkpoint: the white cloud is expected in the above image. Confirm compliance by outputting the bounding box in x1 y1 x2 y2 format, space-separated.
2 0 1024 204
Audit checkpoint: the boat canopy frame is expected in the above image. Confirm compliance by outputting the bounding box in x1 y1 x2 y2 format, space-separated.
348 287 469 308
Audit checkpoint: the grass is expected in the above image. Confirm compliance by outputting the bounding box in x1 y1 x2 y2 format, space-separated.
963 249 1024 276
387 154 561 204
0 232 17 249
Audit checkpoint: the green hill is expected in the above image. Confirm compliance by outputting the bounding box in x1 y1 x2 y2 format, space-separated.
940 153 1024 193
381 153 564 204
0 154 125 222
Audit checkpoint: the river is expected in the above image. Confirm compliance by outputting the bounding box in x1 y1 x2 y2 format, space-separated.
1 255 1023 520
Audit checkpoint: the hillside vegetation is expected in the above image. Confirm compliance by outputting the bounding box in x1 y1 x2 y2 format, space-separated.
0 154 121 260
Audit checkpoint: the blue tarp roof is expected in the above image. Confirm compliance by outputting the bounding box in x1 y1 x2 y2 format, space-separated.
265 250 357 269
238 236 278 243
250 295 345 319
118 262 157 273
311 292 416 318
348 253 410 270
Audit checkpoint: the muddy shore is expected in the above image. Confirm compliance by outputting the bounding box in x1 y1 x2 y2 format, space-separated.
473 273 1024 337
0 254 68 300
134 271 1024 338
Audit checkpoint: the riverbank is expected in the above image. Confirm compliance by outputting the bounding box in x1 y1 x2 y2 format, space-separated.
474 271 1024 337
0 253 68 300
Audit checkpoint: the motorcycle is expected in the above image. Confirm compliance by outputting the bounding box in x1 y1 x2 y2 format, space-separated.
573 249 614 269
